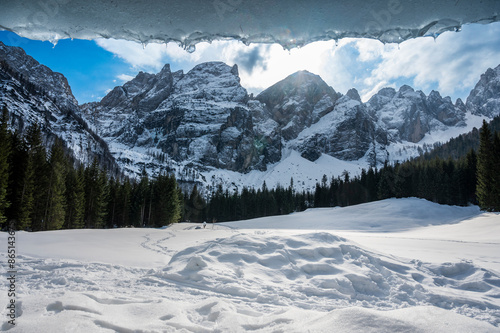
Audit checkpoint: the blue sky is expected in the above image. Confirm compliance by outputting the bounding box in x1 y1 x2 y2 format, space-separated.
1 22 500 104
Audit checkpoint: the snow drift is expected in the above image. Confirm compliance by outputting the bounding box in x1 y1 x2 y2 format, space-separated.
1 198 500 332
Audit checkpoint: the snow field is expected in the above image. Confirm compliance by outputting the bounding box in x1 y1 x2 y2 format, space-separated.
1 198 500 332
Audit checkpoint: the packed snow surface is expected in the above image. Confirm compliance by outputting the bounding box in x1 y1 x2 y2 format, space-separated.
1 198 500 332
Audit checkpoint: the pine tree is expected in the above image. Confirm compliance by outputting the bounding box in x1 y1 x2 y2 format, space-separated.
134 168 150 227
492 133 500 211
25 124 49 231
64 165 85 229
44 139 67 230
365 167 378 202
115 179 131 227
463 149 477 205
84 159 108 228
106 177 119 228
8 131 34 230
0 106 11 226
185 185 206 222
377 161 394 200
477 120 495 211
150 173 181 226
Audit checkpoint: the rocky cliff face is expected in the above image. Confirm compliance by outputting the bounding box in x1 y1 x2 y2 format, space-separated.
256 70 341 141
3 40 499 183
292 88 382 162
0 41 117 172
80 60 494 177
366 85 466 143
466 64 500 118
81 62 270 174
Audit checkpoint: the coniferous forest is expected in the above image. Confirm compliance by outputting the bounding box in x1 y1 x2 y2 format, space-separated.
204 118 500 221
1 105 499 231
0 106 182 231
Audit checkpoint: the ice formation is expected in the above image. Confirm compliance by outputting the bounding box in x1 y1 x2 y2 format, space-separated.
0 0 499 49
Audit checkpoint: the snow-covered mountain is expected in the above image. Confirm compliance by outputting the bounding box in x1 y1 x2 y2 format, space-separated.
466 65 500 118
2 40 499 192
80 62 274 175
0 41 117 172
80 61 498 193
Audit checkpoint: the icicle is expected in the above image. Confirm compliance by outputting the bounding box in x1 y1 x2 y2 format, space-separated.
49 35 59 48
185 44 196 53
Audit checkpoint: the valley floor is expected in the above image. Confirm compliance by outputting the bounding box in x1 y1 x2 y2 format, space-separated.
1 198 499 332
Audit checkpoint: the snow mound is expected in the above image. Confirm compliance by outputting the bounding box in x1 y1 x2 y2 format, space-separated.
222 197 481 231
303 306 498 333
1 198 499 332
150 232 500 327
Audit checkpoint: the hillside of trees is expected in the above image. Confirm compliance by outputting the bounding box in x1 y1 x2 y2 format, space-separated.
1 106 499 231
0 107 182 231
203 117 500 222
419 116 500 161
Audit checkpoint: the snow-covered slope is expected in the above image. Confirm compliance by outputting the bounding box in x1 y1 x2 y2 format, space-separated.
1 198 499 332
3 40 500 192
0 41 117 170
78 61 500 194
467 64 500 118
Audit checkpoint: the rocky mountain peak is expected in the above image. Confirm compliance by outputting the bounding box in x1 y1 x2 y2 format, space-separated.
396 85 425 100
171 62 246 103
366 87 396 110
0 41 77 107
99 64 174 113
345 88 362 103
378 87 397 98
455 98 466 111
0 41 116 170
257 70 337 107
428 90 442 100
366 82 467 143
159 63 171 75
466 64 500 118
256 70 340 141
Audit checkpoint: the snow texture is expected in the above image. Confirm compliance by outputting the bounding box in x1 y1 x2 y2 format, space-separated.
1 198 500 332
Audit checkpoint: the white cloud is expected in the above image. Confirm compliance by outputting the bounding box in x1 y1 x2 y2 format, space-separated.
117 74 135 82
95 22 500 102
95 38 170 71
355 22 500 101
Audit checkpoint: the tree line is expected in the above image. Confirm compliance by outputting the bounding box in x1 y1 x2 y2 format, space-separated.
0 107 183 231
203 118 500 221
1 105 499 231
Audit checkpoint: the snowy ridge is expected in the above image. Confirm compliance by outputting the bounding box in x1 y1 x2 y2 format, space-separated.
2 39 500 192
0 41 117 170
78 61 500 195
467 64 500 118
1 198 499 332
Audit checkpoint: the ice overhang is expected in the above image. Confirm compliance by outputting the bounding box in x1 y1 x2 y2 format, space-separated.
0 0 499 50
